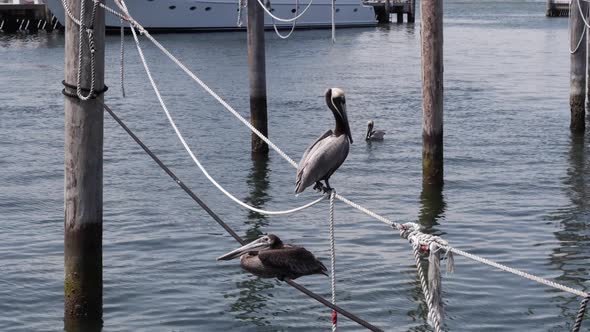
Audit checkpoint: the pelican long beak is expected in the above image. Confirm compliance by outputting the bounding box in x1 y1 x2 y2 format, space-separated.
217 238 270 261
338 102 353 144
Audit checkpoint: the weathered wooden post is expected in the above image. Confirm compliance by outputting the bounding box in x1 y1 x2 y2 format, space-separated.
571 0 586 132
421 0 443 187
247 0 269 154
63 0 105 325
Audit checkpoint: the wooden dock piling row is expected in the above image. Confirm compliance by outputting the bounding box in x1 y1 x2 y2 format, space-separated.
546 0 570 17
364 0 415 24
63 0 105 325
0 3 60 33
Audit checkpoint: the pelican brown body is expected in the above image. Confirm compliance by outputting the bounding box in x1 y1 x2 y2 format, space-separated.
295 88 353 193
366 120 385 141
217 234 328 281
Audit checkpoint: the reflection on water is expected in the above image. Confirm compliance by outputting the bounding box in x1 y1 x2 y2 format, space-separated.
547 133 590 330
243 154 271 242
419 183 446 230
230 155 275 328
64 320 103 332
230 277 276 328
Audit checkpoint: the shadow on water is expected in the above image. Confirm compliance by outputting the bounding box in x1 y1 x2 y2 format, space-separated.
229 154 277 328
547 132 590 329
406 182 447 331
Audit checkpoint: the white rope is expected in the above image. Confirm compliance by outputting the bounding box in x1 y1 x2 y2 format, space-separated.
442 245 590 298
569 13 586 53
256 0 314 22
120 18 126 97
85 0 590 303
410 243 442 332
117 0 327 216
237 0 245 27
576 0 590 28
0 19 4 31
329 191 337 332
62 0 99 101
269 0 298 39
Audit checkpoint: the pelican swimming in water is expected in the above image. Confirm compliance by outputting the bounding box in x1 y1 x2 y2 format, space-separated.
366 120 385 141
295 88 353 194
217 234 327 280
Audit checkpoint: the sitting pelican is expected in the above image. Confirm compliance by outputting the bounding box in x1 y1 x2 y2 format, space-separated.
295 88 353 194
366 120 385 141
217 234 327 281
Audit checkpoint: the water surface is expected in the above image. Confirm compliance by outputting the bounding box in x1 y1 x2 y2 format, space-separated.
1 1 589 331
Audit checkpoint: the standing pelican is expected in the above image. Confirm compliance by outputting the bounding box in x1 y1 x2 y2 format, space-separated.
295 88 353 194
366 120 385 141
217 234 328 280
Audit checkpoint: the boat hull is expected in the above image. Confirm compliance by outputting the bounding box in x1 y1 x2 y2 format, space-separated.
45 0 377 30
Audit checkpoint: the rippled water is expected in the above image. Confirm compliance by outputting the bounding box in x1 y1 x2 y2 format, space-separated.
1 1 590 331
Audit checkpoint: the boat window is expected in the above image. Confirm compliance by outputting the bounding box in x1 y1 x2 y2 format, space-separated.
169 5 176 9
190 6 196 10
205 6 212 11
353 8 358 12
336 8 340 12
291 8 296 13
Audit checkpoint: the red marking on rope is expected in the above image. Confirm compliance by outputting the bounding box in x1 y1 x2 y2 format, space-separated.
421 245 429 252
332 310 337 325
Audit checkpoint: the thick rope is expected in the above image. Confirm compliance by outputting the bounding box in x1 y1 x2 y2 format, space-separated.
101 101 383 332
237 0 245 27
572 296 590 332
256 0 314 22
577 0 590 28
428 242 444 329
412 243 442 332
117 0 327 216
329 190 337 332
442 245 589 298
75 0 99 101
570 0 588 53
120 19 126 97
268 0 298 39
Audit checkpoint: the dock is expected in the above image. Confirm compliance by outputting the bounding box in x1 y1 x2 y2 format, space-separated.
362 0 416 23
546 0 569 17
0 0 59 33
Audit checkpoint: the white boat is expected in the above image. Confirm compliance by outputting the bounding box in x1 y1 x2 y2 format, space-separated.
45 0 377 31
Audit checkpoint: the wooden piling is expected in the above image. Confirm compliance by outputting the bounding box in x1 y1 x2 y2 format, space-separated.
421 0 443 186
397 12 403 23
63 0 105 324
570 0 586 132
247 0 269 154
